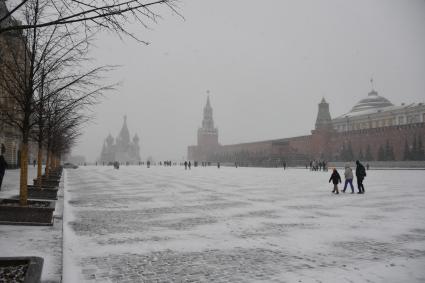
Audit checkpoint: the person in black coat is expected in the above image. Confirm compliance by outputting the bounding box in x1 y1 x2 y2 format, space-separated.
329 168 342 194
0 144 8 191
355 160 366 194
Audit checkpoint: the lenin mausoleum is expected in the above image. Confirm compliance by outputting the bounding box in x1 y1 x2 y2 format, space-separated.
188 88 425 166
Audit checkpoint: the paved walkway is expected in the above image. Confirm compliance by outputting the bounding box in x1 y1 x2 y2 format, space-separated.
63 166 425 282
0 167 63 283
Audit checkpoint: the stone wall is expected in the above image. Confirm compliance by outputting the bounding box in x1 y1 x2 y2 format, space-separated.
195 123 425 165
327 161 425 169
328 122 425 161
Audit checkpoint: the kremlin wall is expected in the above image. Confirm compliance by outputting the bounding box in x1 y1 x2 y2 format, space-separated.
188 89 425 166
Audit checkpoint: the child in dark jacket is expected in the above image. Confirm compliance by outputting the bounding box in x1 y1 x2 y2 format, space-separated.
329 168 342 194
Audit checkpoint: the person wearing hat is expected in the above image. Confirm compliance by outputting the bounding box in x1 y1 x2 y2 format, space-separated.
342 163 354 193
355 160 366 194
0 144 8 191
329 167 342 194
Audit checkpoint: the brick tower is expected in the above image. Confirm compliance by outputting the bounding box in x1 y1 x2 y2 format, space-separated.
197 96 219 148
315 97 333 130
188 96 221 161
311 98 334 159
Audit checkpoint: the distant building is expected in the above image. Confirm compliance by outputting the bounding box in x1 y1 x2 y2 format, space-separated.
188 96 220 162
332 89 425 132
99 116 141 164
188 85 425 165
0 0 38 167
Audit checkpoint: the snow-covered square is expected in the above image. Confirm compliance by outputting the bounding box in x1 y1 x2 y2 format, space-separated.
63 166 425 282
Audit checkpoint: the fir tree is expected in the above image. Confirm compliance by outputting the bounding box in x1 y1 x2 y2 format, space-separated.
365 144 373 161
340 143 346 161
412 136 418 161
388 144 395 161
378 145 385 161
418 135 424 160
384 140 391 161
403 139 410 161
358 148 364 160
347 141 354 161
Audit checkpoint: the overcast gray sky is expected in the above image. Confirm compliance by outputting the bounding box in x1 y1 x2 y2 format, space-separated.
71 0 425 162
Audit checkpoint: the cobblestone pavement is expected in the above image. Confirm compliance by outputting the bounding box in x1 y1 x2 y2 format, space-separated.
64 166 425 282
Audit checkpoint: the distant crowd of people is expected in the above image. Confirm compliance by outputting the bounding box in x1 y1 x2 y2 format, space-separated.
308 160 328 171
0 143 372 198
183 161 192 170
105 158 370 196
329 160 367 194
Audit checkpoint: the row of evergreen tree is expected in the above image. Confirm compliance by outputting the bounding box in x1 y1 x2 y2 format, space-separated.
404 135 424 161
338 135 425 161
376 141 395 161
340 142 374 161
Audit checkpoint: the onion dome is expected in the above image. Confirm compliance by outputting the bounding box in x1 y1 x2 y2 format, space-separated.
105 134 114 146
133 134 140 144
117 115 130 145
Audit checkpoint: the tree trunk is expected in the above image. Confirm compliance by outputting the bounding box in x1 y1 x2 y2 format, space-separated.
49 153 55 172
19 143 28 206
37 144 43 189
45 150 51 177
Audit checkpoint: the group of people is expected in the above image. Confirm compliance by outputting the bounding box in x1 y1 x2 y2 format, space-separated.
329 160 367 194
0 142 370 197
183 161 192 170
308 160 328 171
159 161 173 166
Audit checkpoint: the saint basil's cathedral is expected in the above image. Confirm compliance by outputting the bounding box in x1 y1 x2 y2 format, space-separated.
99 116 141 164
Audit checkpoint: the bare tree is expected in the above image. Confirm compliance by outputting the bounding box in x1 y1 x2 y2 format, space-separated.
0 0 179 43
0 0 113 205
31 27 113 188
44 100 89 174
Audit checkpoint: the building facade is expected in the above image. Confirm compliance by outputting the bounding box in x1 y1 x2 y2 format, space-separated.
332 89 425 132
188 87 425 165
99 116 141 164
0 0 32 168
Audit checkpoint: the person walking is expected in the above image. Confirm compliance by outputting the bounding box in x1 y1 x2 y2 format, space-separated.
188 161 191 170
0 144 8 191
184 161 188 170
356 160 366 194
342 163 354 193
329 168 341 194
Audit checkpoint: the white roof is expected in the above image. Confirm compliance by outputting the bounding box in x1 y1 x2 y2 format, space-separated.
334 103 425 120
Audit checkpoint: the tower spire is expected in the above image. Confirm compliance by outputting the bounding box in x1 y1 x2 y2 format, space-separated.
202 95 214 130
206 90 211 106
368 78 378 96
196 93 219 159
315 97 332 130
